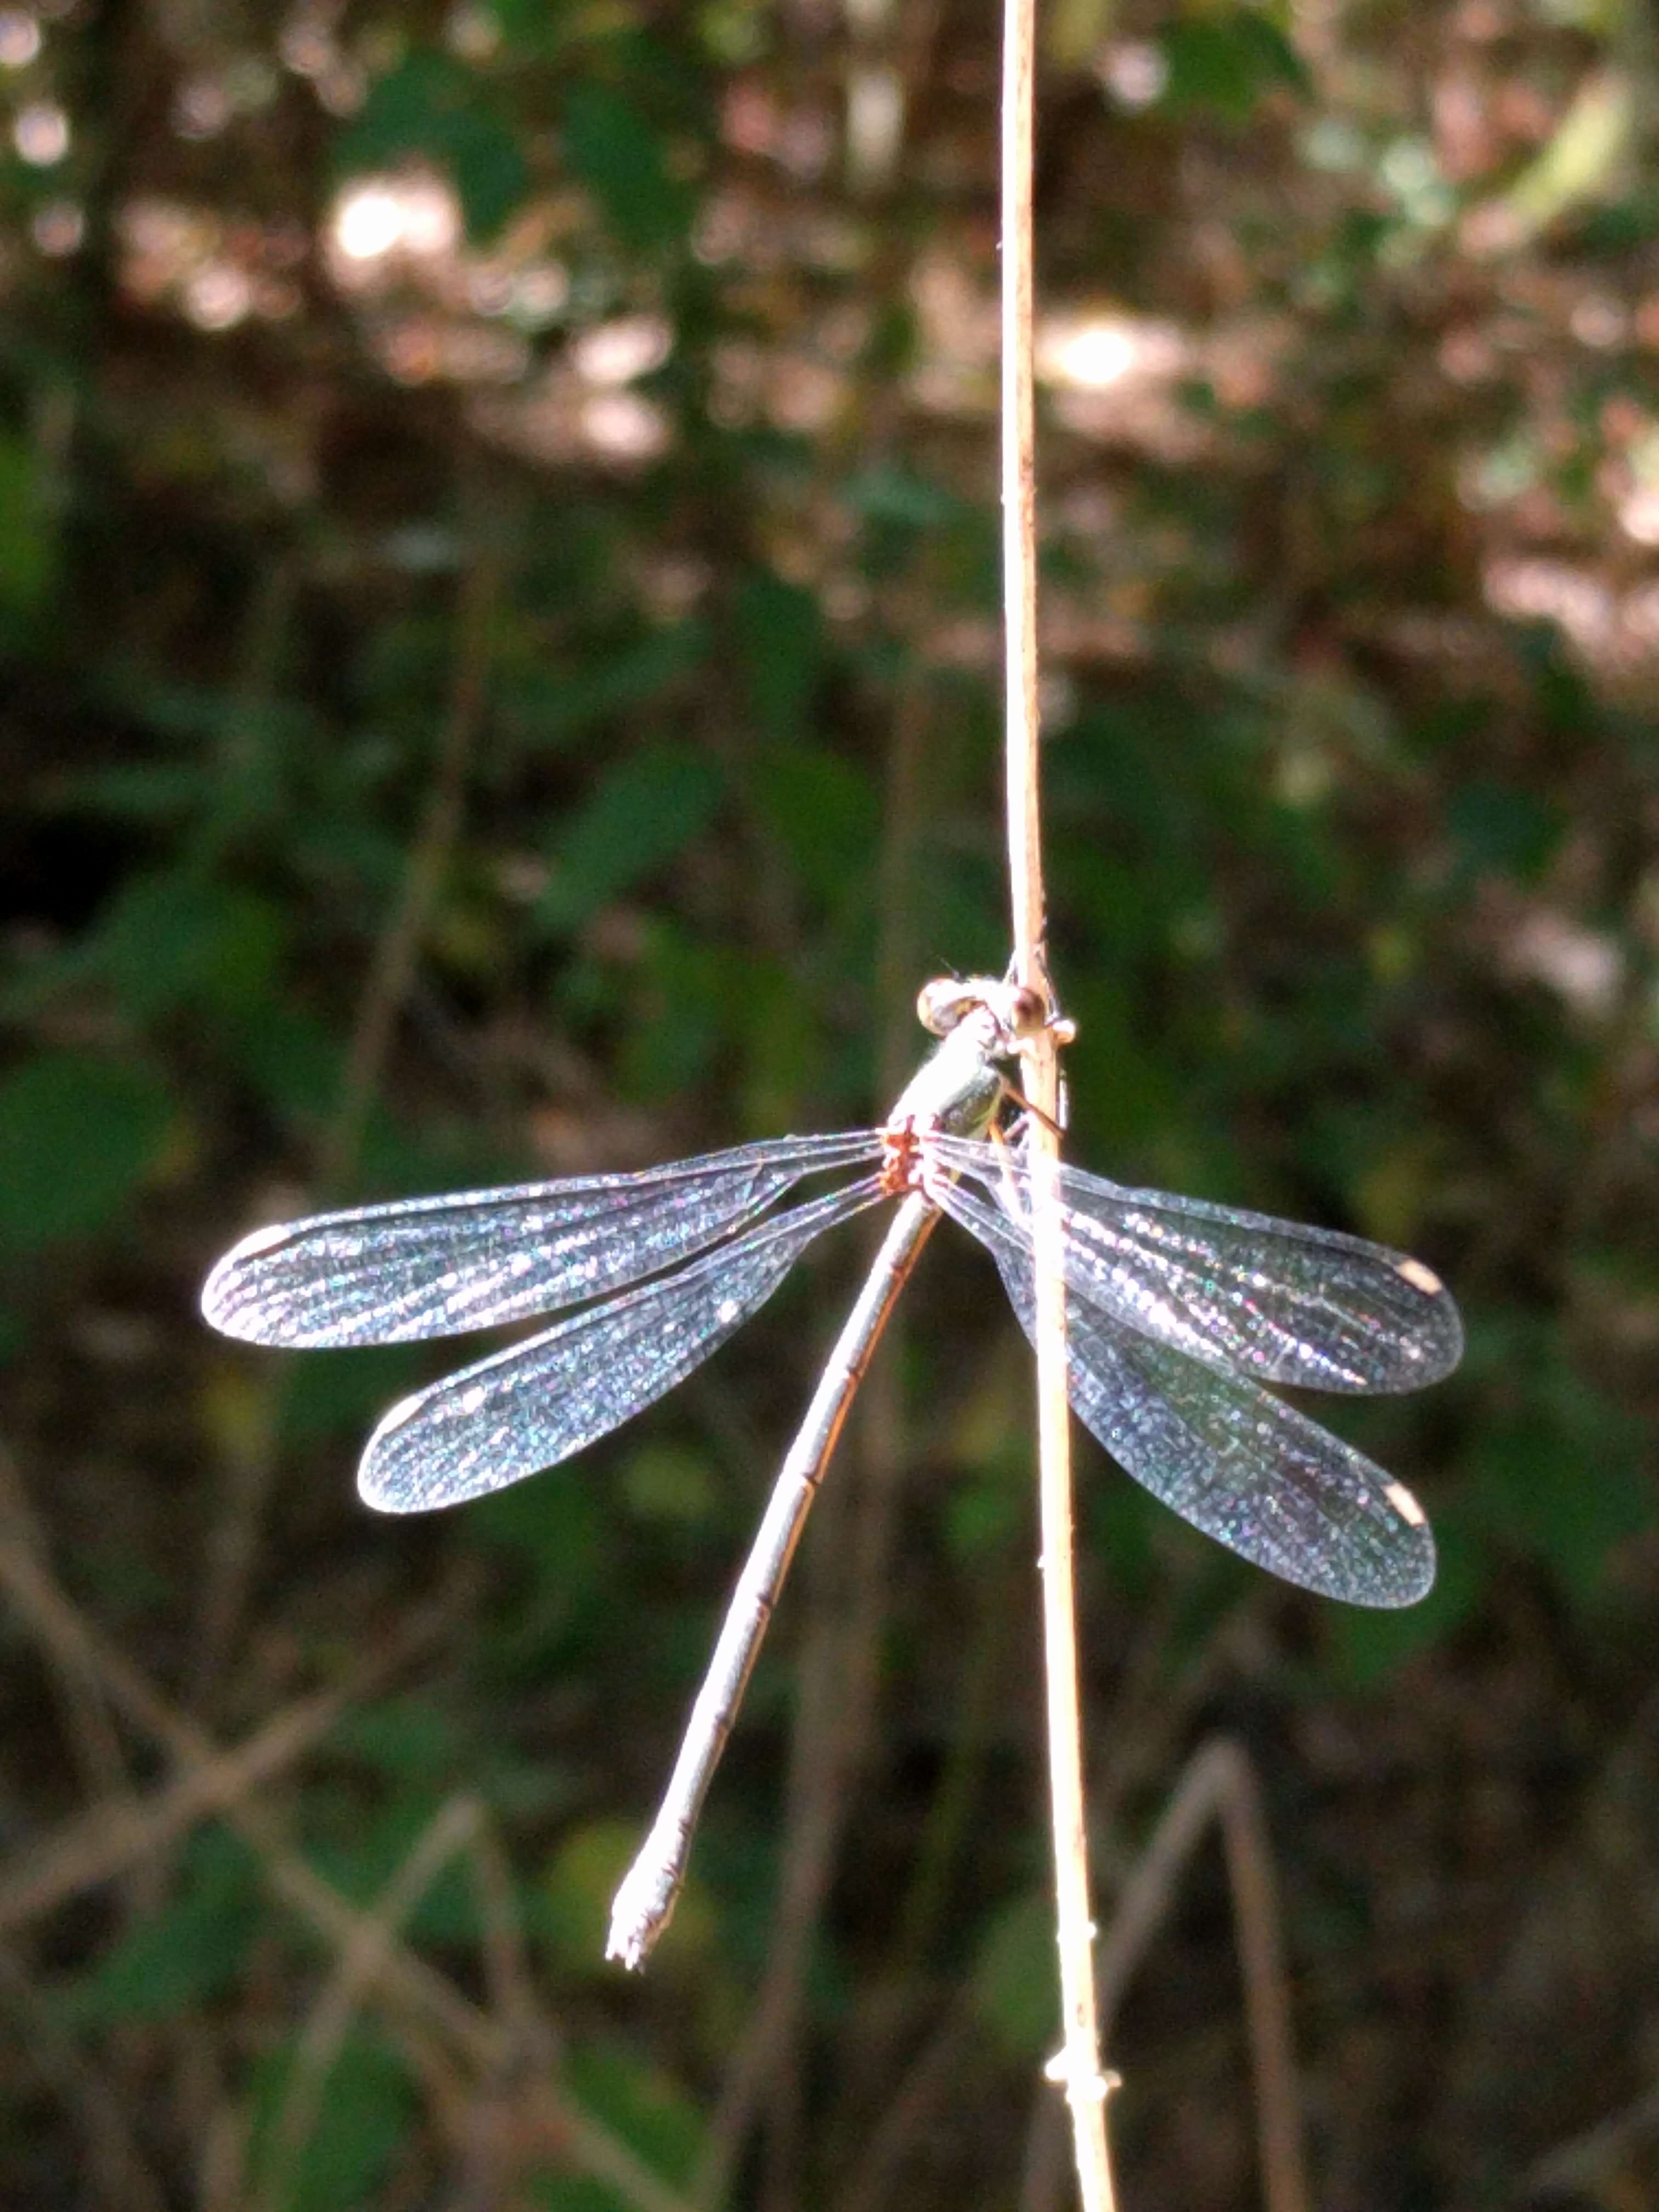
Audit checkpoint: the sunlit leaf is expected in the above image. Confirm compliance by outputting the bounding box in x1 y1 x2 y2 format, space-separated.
538 1820 716 1975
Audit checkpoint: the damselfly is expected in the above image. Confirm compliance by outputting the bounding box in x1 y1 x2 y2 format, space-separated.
201 975 1461 1965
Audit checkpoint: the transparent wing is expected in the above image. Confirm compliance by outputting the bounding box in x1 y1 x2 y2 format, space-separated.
928 1136 1461 1394
945 1187 1435 1607
201 1132 884 1348
358 1175 887 1514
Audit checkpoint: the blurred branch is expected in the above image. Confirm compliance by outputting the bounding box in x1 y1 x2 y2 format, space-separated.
1522 2080 1659 2203
0 1449 134 1853
0 1676 369 1940
1469 66 1635 252
1093 1739 1309 2212
255 1795 498 2212
0 1528 693 2212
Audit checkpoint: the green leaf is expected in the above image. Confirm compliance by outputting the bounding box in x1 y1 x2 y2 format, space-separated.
220 1003 344 1127
613 922 740 1099
1161 16 1310 121
328 1695 467 1782
500 622 710 751
736 571 823 745
250 2029 418 2212
0 1053 173 1254
69 1831 259 2026
1468 1378 1654 1605
619 1440 719 1527
564 2037 704 2186
1446 780 1565 885
844 464 967 530
1085 1471 1163 1596
538 1822 717 1977
562 83 696 251
88 872 289 1020
278 1344 422 1446
751 744 877 907
0 430 59 619
1327 1515 1483 1685
539 1819 641 1968
970 1889 1057 2063
536 744 725 933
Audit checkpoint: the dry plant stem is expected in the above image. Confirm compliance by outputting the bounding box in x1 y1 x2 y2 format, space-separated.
0 1455 125 1802
1093 1740 1308 2212
1000 0 1114 2203
0 1537 693 2212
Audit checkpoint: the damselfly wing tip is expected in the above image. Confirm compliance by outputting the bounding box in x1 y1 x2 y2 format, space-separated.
357 1392 432 1515
200 1221 291 1340
1395 1257 1464 1386
1365 1514 1436 1610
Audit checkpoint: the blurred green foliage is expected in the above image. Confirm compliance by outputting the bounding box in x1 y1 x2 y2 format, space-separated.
1 0 1656 2207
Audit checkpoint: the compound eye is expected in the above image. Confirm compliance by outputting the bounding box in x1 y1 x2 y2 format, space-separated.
1006 986 1047 1036
916 979 973 1036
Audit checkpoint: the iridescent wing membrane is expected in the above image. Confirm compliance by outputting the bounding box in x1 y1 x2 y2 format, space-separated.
202 1134 886 1511
202 1127 1459 1601
924 1138 1460 1606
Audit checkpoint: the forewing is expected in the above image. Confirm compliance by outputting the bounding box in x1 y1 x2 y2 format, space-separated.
929 1137 1462 1394
953 1195 1435 1607
358 1176 885 1513
202 1132 882 1348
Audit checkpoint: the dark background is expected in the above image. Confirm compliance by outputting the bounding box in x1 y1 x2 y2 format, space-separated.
2 2 1656 2207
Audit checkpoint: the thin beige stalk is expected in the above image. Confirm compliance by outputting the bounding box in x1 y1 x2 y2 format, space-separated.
1000 0 1116 2204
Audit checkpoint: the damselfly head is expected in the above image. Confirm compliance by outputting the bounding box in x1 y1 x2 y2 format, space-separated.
916 974 1069 1052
